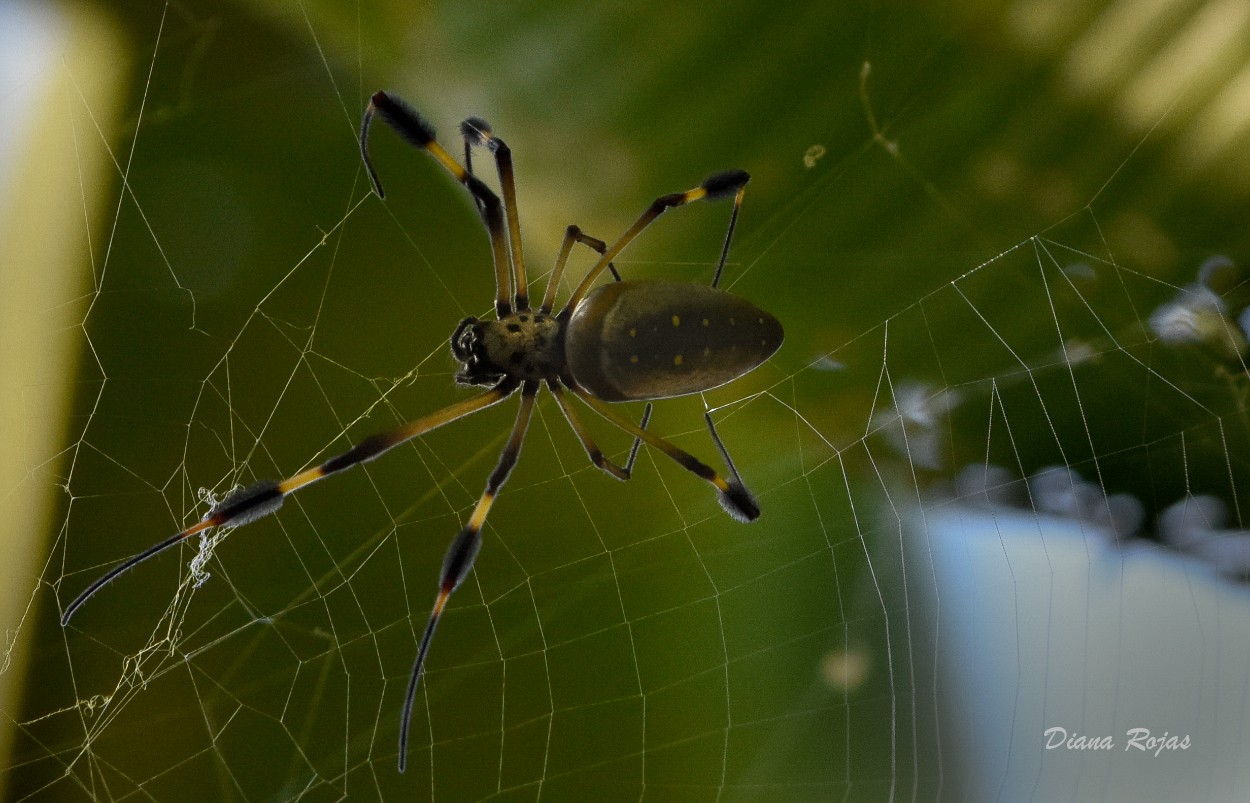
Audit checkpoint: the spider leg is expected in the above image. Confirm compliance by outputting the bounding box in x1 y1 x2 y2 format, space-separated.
561 170 751 315
539 229 651 466
547 380 651 480
461 117 530 310
542 225 622 313
570 386 760 523
460 119 481 180
709 177 747 289
399 381 538 772
60 382 518 626
703 410 751 495
361 91 514 317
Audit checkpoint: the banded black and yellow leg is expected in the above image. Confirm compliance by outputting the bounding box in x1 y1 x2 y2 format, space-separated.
542 225 623 312
709 179 747 289
459 117 485 214
541 225 648 462
548 380 650 481
60 382 518 626
360 91 514 317
461 117 530 310
539 223 648 457
398 381 538 773
460 117 483 179
703 410 751 499
571 387 760 522
562 170 751 314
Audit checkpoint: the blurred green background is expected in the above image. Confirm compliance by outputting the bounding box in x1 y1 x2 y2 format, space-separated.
5 0 1250 800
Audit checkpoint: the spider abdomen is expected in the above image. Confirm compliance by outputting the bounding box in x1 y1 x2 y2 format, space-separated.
565 280 783 402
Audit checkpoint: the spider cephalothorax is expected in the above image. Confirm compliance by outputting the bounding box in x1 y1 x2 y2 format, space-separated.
451 311 565 386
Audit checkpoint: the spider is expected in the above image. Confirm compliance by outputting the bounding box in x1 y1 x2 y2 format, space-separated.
61 90 784 773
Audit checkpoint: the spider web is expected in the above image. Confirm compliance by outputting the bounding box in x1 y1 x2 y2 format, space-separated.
6 0 1250 800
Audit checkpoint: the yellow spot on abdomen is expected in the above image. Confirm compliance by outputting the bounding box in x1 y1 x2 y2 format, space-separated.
630 355 639 364
702 318 710 327
674 354 684 366
671 315 681 327
629 328 637 337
